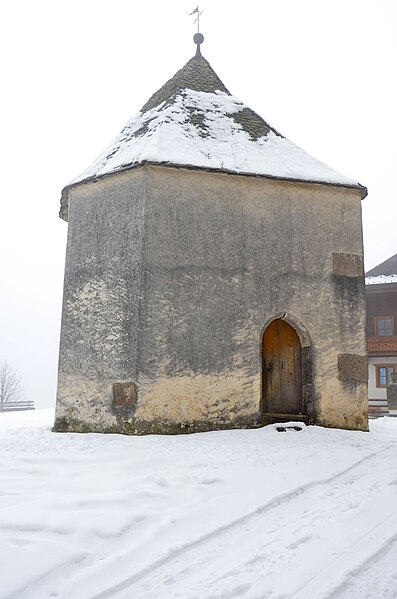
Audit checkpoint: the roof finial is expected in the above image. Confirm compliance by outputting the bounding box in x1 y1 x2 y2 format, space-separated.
190 6 204 56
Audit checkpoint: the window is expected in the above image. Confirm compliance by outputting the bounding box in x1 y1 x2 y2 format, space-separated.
375 316 394 337
375 365 397 387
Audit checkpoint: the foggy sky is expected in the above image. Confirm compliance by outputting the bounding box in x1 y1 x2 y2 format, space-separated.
1 0 396 408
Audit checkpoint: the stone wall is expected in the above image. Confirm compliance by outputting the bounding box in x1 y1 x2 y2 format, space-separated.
55 165 368 434
55 169 147 432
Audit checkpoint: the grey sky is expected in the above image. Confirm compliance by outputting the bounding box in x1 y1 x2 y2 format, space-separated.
1 0 396 408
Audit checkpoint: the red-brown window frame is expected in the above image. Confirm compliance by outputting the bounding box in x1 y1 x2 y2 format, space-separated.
375 364 397 388
374 316 394 337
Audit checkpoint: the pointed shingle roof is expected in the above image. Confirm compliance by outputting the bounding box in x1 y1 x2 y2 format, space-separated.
140 54 231 111
61 51 367 212
366 254 397 277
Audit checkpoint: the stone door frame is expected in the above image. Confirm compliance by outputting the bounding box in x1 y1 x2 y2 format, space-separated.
260 312 314 422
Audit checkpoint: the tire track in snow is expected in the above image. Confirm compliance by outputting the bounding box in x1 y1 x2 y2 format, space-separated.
87 449 382 599
127 445 397 599
294 512 397 599
329 534 397 599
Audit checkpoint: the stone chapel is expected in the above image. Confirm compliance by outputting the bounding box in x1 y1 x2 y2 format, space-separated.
54 34 368 434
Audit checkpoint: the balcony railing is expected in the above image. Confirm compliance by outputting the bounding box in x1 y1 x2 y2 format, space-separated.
368 336 397 355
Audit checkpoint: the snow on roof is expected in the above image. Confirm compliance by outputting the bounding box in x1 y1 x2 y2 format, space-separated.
365 274 397 285
71 89 363 190
64 54 366 198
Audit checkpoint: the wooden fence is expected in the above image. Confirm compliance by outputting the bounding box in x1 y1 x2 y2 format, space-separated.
0 400 35 412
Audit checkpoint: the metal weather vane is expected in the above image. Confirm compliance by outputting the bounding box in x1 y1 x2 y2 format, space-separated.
190 5 204 55
189 5 203 34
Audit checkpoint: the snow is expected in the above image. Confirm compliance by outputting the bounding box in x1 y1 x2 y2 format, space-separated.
365 274 397 285
71 89 362 191
2 410 397 599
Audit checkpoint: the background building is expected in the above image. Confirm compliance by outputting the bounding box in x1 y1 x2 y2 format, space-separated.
366 254 397 417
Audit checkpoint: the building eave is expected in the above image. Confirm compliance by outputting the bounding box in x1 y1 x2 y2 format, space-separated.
59 161 367 222
365 282 397 294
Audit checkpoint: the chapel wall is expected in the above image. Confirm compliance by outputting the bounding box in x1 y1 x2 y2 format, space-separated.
55 165 367 434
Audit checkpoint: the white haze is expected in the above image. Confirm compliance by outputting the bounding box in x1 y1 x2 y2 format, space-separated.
0 0 396 408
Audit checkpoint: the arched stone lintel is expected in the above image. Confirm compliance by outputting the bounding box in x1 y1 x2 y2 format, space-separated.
260 312 312 348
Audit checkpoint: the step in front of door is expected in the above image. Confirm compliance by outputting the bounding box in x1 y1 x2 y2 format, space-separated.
260 413 310 425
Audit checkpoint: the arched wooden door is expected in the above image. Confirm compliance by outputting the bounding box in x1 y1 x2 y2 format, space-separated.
262 319 302 415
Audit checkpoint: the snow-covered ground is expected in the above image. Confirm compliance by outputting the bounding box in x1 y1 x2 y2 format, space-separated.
1 410 397 599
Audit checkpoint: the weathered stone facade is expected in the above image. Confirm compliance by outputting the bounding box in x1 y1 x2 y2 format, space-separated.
55 164 368 433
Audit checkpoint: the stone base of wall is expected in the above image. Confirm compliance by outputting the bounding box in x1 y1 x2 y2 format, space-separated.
53 415 262 435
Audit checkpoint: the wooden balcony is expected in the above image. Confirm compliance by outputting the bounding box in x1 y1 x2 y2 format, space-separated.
368 336 397 356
